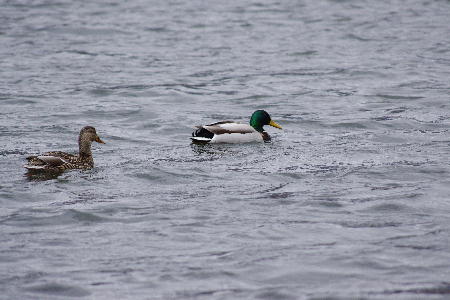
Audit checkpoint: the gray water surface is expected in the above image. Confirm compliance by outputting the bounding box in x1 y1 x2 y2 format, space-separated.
1 0 450 299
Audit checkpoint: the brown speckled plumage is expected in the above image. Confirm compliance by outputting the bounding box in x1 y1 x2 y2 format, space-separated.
24 126 105 172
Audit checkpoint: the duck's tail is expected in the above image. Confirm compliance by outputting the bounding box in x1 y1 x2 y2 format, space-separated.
191 127 213 144
24 156 46 170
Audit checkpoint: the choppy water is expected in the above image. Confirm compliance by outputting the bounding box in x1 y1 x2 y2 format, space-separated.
1 0 450 299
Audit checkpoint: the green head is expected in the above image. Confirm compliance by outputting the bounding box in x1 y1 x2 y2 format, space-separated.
249 110 282 132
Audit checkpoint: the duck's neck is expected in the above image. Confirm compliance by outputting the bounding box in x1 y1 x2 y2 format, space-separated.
250 120 264 132
78 136 93 160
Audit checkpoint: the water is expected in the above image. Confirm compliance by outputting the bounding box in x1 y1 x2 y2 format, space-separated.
1 0 450 299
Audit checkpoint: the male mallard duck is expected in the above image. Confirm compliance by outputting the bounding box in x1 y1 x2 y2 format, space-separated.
24 126 105 172
191 110 282 144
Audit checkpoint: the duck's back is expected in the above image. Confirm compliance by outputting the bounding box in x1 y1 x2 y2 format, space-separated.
24 151 88 171
192 122 264 144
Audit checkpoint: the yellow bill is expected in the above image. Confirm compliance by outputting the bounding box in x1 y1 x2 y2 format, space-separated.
269 120 282 129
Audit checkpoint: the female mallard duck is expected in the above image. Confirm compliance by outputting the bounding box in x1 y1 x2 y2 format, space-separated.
24 126 105 172
191 110 282 144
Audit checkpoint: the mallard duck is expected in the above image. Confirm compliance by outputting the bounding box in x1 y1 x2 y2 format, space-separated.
24 126 105 172
191 110 282 144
